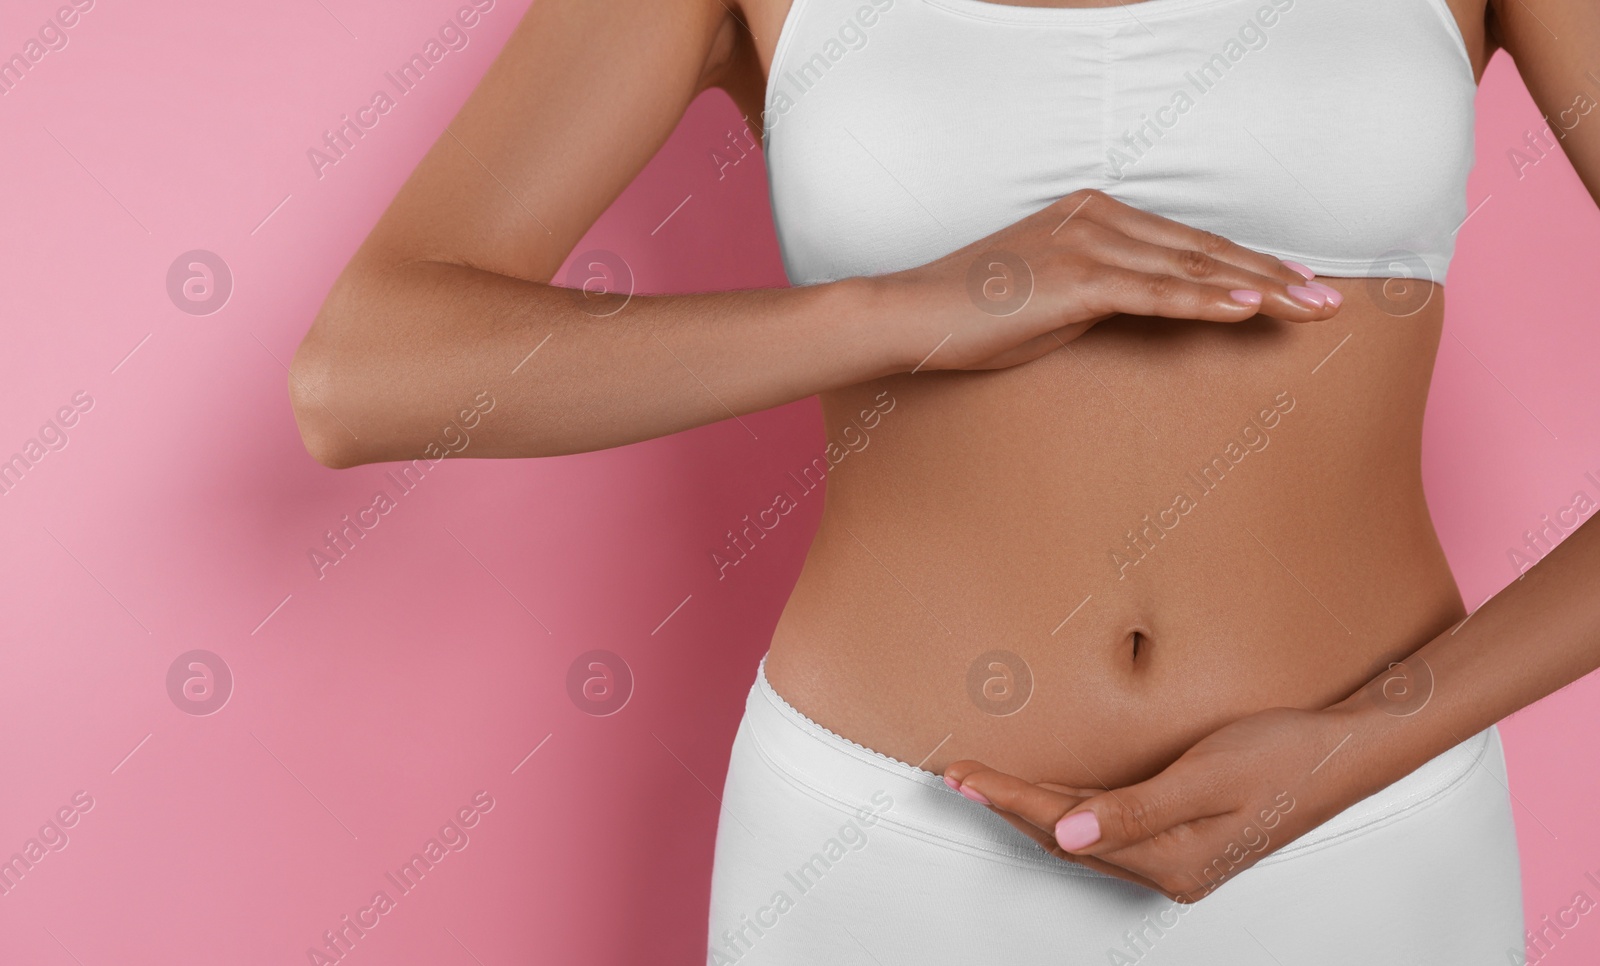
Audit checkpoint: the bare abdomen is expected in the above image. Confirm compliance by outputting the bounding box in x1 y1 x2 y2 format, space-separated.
764 279 1465 789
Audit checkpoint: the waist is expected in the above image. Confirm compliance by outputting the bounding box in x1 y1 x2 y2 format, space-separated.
766 289 1464 788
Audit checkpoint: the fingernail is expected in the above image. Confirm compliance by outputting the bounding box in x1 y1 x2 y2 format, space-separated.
957 784 991 806
1307 281 1343 307
1287 285 1326 307
1055 811 1101 851
942 775 961 791
1281 259 1316 281
1228 289 1262 306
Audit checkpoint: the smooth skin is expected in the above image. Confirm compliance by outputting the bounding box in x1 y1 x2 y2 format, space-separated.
937 0 1600 903
289 0 1600 907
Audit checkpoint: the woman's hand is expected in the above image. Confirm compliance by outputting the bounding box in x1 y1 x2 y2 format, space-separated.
942 704 1365 903
877 188 1344 372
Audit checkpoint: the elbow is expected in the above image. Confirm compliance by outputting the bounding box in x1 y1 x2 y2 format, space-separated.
289 330 362 470
291 266 388 469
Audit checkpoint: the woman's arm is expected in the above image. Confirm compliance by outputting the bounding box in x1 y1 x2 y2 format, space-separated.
944 0 1600 901
289 0 894 466
288 0 1336 467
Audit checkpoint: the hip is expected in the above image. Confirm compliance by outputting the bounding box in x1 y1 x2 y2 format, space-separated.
707 656 1523 965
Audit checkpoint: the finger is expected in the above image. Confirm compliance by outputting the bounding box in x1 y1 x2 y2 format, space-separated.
945 760 1233 901
1016 817 1192 900
1058 189 1308 287
974 796 1186 899
1048 847 1200 902
959 320 1097 371
1038 781 1108 798
1060 223 1337 322
1074 266 1281 325
1052 773 1233 859
943 761 1080 833
947 763 1214 903
1100 799 1297 891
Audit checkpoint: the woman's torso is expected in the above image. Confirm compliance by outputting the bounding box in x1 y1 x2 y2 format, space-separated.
727 0 1495 789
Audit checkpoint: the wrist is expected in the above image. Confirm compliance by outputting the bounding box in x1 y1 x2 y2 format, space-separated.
779 274 907 386
843 267 987 376
1314 670 1446 801
816 273 923 379
841 271 945 377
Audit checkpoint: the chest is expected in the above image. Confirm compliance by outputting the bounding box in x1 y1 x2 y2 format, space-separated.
757 0 1479 286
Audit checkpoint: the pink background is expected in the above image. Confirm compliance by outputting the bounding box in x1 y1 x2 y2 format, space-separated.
1 1 1597 963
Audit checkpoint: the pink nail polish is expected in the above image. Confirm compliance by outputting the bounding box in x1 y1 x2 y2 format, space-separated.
943 775 961 791
1228 289 1262 306
1055 811 1101 851
1281 259 1316 281
1287 285 1326 307
1307 281 1343 307
957 784 991 806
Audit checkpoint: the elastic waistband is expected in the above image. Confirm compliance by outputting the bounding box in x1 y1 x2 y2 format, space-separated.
743 656 1496 877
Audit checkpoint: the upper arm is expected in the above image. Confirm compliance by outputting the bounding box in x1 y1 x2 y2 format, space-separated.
1489 0 1600 203
348 0 745 286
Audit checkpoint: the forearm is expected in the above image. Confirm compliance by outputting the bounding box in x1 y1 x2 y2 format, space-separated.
290 259 906 466
1321 515 1600 794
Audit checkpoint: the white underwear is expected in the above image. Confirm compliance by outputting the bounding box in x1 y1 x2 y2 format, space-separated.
706 656 1523 965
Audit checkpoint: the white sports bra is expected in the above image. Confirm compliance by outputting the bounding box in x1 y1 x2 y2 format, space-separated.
761 0 1478 287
